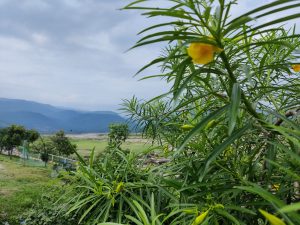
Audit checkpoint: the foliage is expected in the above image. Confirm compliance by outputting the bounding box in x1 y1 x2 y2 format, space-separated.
0 125 40 157
60 148 167 225
122 97 183 147
121 0 300 224
0 125 27 157
32 137 55 166
50 130 77 156
108 123 129 149
56 0 300 224
21 186 78 225
25 129 40 143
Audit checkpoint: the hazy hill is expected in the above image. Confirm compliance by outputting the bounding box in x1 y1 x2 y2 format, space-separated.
0 98 125 133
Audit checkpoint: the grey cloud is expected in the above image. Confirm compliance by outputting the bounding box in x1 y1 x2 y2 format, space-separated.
0 0 298 111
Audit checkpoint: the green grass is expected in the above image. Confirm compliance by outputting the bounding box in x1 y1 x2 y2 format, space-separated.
0 154 52 223
71 138 153 157
0 137 153 223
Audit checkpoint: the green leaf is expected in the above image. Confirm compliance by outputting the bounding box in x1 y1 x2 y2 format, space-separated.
135 57 167 75
98 223 124 225
177 105 230 153
122 0 148 10
223 16 252 36
132 200 150 225
89 147 95 168
137 31 198 44
255 3 300 20
125 215 144 225
280 202 300 213
138 21 185 35
199 123 251 181
215 209 241 225
227 0 297 25
142 10 197 21
236 183 285 208
228 83 241 135
248 13 300 33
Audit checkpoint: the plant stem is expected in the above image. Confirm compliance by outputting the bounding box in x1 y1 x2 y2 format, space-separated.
219 51 263 121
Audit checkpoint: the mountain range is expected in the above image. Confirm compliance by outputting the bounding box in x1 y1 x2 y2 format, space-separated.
0 98 126 133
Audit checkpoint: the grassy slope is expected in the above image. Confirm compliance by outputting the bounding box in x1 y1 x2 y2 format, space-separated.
0 155 51 223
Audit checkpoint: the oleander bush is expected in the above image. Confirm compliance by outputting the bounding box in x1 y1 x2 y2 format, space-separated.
59 0 300 224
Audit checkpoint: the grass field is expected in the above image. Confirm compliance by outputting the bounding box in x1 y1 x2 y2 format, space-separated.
70 136 153 157
0 154 52 223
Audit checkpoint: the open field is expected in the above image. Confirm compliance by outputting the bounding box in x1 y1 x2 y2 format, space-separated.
37 134 153 158
68 134 153 157
71 139 153 157
0 154 52 223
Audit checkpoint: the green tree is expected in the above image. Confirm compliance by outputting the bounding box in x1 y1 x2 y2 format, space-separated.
32 137 55 167
108 123 129 149
0 125 27 158
25 129 40 143
51 130 76 157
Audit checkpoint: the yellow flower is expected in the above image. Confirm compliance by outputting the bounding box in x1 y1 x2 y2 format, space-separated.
259 209 286 225
187 43 222 65
292 64 300 72
192 210 209 225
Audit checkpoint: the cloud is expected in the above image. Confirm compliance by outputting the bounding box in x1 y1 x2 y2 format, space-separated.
0 0 298 111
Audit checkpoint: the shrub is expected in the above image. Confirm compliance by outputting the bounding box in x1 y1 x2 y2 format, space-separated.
59 0 300 224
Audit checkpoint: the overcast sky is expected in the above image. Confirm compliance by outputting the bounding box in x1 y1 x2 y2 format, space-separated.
0 0 298 111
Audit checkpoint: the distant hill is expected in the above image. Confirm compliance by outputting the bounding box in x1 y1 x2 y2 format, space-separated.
0 98 126 133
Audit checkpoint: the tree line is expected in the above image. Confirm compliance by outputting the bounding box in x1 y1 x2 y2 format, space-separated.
0 124 76 163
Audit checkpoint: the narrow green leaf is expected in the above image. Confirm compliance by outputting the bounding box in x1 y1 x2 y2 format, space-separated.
125 215 144 225
98 223 124 225
199 123 251 181
137 31 198 44
223 16 252 36
138 21 185 35
132 200 150 225
280 202 300 213
215 209 241 225
178 105 230 153
228 83 241 135
135 57 166 75
227 0 297 25
122 0 147 9
173 57 191 99
255 3 300 20
89 147 95 168
248 13 300 33
236 183 285 208
142 10 197 21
